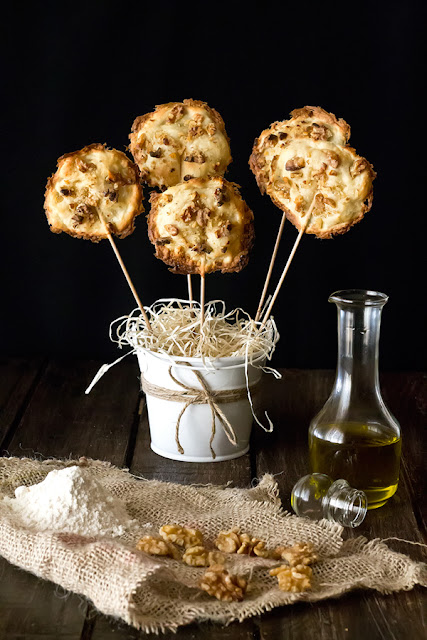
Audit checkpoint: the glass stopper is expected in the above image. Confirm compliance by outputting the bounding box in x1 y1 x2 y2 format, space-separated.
291 473 367 528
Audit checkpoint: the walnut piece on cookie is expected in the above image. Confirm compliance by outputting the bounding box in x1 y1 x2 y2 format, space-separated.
129 99 232 189
147 176 254 275
249 106 375 239
44 143 144 242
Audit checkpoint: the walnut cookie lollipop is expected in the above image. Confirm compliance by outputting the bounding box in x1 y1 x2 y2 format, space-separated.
129 99 232 190
44 143 144 241
147 176 254 274
250 106 376 239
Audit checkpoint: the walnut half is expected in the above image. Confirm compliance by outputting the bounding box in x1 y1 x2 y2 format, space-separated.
215 527 268 556
270 564 313 592
136 535 180 560
200 564 247 602
271 542 318 566
159 524 204 548
182 546 225 567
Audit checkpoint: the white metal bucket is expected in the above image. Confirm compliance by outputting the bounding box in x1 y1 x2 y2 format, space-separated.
136 349 264 462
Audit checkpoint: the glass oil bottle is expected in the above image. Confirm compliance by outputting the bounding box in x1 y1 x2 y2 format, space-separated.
309 290 401 509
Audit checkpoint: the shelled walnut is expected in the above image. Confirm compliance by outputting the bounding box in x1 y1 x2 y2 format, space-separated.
136 535 180 560
215 527 241 552
271 542 318 566
182 546 225 567
159 524 204 548
270 564 313 592
182 546 209 567
215 527 269 557
237 534 269 557
200 564 247 602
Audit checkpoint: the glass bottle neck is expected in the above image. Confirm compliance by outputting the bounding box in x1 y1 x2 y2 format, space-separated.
323 479 367 527
333 304 383 397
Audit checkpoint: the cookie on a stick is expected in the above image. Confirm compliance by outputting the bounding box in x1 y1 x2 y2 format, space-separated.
250 106 375 324
250 106 375 239
45 143 143 241
130 99 232 305
129 99 232 190
148 177 254 274
148 176 254 325
44 143 151 329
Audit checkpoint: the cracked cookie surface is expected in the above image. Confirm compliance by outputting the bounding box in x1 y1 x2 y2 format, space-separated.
129 99 232 189
147 176 254 275
250 106 375 238
44 143 144 242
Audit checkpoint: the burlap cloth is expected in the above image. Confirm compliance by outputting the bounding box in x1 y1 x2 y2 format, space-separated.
0 457 425 633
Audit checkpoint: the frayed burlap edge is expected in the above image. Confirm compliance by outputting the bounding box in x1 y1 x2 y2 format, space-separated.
0 457 426 633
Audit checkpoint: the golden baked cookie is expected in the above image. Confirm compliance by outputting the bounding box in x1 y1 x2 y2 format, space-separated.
147 177 254 275
44 143 144 242
129 99 232 190
250 106 375 239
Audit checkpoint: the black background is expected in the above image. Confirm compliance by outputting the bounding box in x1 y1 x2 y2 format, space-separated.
2 1 426 370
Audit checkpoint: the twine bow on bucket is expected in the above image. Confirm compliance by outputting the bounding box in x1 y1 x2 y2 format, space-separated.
140 364 259 459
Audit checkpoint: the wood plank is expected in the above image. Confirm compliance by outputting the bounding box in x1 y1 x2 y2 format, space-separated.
91 616 259 640
380 372 427 534
252 369 333 506
254 369 427 640
1 363 425 639
0 356 45 447
0 562 88 640
258 588 427 640
0 358 141 640
5 359 140 463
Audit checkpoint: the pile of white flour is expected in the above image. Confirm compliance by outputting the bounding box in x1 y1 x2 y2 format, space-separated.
3 465 135 537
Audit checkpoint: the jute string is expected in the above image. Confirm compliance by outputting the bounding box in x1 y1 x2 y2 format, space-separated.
140 364 260 459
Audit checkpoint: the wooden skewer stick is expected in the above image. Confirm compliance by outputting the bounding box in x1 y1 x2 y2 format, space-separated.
260 193 319 328
254 212 286 322
99 213 152 331
200 273 206 327
187 274 193 308
200 258 206 328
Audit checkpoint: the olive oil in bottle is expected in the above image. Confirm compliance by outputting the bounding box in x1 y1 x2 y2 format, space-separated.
308 290 401 510
309 422 401 508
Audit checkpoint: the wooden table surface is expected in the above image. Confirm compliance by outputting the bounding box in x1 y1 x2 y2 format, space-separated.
0 356 426 639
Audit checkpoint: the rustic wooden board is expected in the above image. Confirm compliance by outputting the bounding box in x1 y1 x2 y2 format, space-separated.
257 588 427 640
254 370 427 640
0 356 45 447
90 616 259 640
4 359 140 463
381 372 427 533
0 361 425 639
0 562 87 640
0 358 140 640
